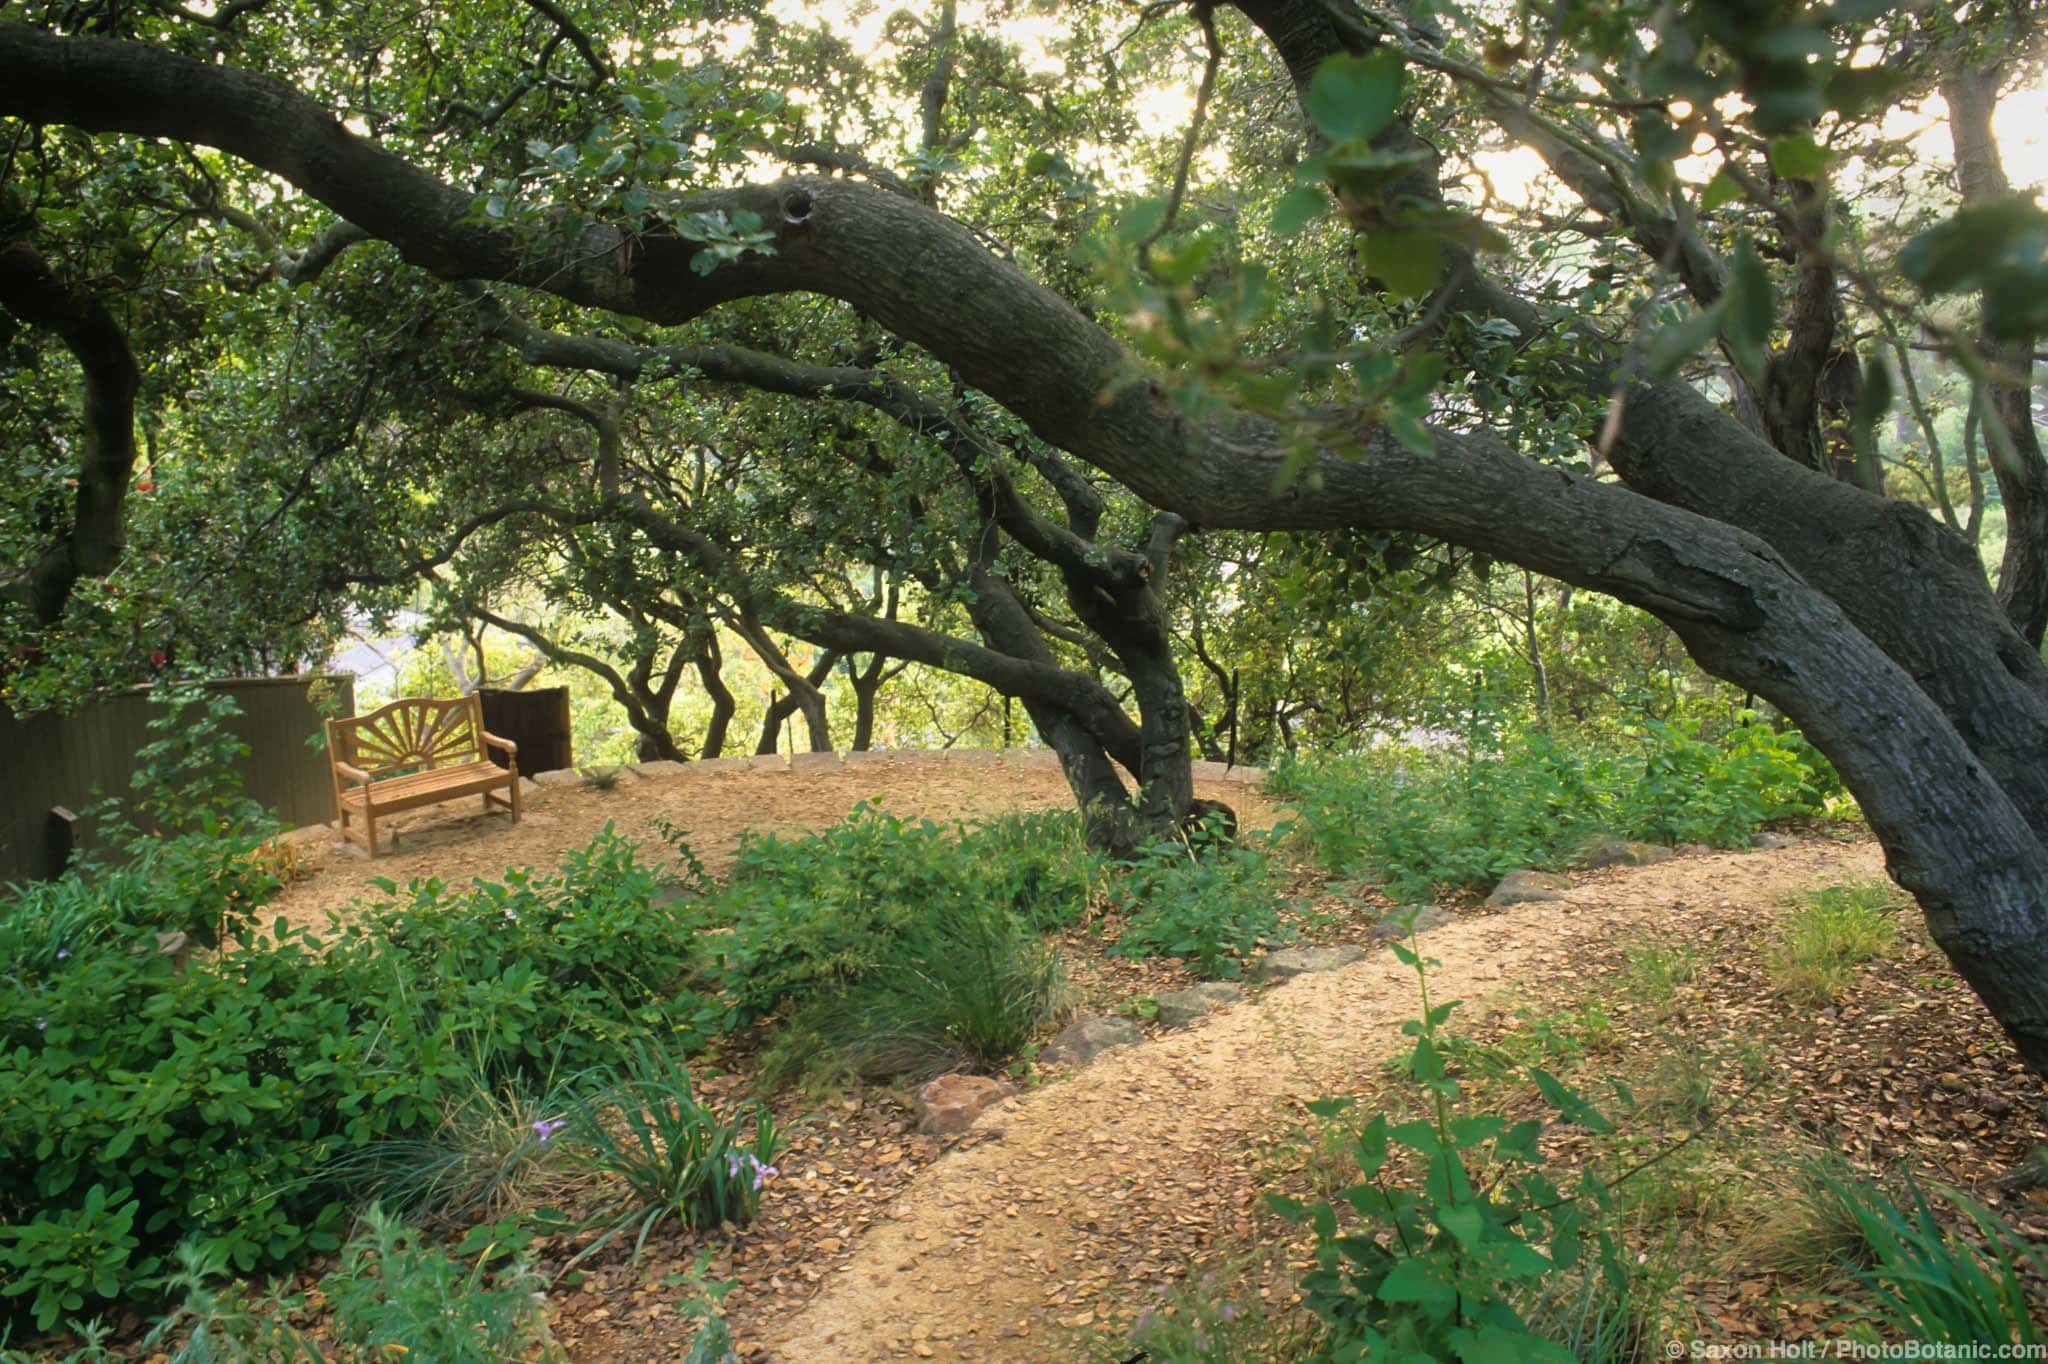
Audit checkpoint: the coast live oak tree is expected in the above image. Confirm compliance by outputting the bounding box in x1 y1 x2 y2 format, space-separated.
5 0 2048 1070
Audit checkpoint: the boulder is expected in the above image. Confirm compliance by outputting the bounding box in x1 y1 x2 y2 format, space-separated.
1369 905 1455 942
914 1074 1011 1135
1041 1016 1143 1067
633 760 689 779
692 756 750 775
1677 844 1715 856
1579 839 1675 870
790 751 843 773
154 930 192 970
747 754 791 772
1182 798 1239 849
1258 944 1369 980
1155 982 1244 1028
650 880 698 911
1486 871 1572 907
532 768 584 788
1753 831 1799 850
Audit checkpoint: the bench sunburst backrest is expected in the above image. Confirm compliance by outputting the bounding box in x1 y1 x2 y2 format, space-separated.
334 696 486 776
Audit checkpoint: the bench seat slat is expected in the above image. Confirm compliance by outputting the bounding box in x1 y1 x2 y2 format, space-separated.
335 760 514 813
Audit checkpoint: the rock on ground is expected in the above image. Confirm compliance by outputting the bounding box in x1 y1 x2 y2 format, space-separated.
914 1075 1011 1135
1486 870 1572 907
1580 840 1676 870
1753 831 1799 850
1155 982 1244 1028
1258 944 1370 979
1369 906 1455 942
1041 1016 1143 1067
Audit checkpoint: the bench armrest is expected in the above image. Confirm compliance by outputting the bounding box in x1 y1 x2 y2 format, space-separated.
333 759 373 784
482 730 519 758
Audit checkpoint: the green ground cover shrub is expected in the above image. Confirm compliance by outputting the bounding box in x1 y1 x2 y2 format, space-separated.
322 1206 561 1363
1266 931 1645 1361
324 823 723 1080
1274 711 1837 900
1108 831 1290 978
772 898 1069 1083
711 802 1098 1025
3 786 710 1333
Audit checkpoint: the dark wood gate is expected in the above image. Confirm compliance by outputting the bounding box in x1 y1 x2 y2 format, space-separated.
477 686 574 775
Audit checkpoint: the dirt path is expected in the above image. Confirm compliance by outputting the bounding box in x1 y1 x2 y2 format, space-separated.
757 840 1884 1362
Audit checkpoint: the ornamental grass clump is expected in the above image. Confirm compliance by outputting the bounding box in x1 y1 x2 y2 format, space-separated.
773 897 1071 1085
566 1042 781 1263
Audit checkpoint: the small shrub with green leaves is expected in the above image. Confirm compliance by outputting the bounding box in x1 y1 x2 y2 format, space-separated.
132 1241 318 1363
0 811 708 1330
1268 924 1639 1361
1615 715 1832 847
1767 880 1902 1003
0 1184 141 1334
666 1252 743 1364
325 821 723 1079
568 1041 782 1263
953 808 1106 931
1110 833 1290 978
718 805 1003 1019
1278 711 1837 901
59 681 283 950
714 803 1100 1021
322 1206 561 1363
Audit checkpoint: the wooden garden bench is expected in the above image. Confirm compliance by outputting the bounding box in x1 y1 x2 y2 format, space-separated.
326 694 519 855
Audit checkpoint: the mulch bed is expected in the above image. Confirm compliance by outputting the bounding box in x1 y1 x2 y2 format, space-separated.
1243 857 2048 1347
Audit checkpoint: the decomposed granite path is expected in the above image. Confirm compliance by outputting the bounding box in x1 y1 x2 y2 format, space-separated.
756 840 1883 1362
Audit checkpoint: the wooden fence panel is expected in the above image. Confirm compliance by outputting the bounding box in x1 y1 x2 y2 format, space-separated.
0 675 354 884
